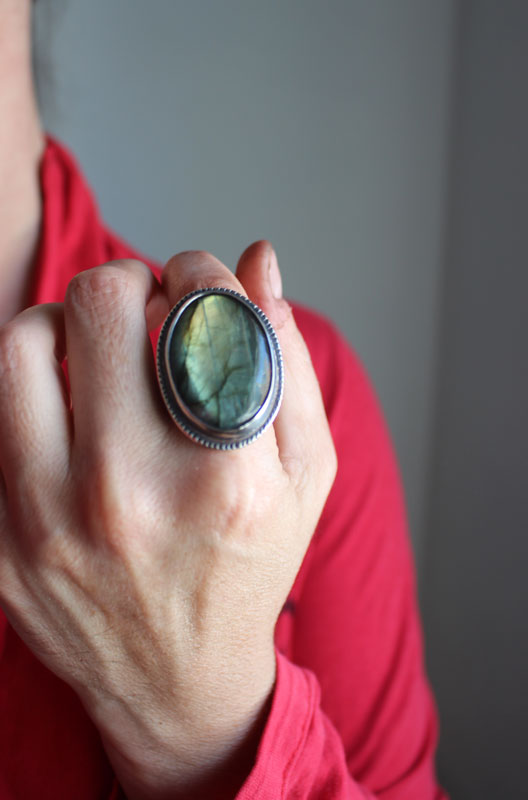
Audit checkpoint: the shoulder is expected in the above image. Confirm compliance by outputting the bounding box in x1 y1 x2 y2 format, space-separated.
289 300 410 581
290 301 359 410
290 301 393 461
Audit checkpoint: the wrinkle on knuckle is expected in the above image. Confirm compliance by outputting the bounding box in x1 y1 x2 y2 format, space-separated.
65 266 135 327
0 323 32 380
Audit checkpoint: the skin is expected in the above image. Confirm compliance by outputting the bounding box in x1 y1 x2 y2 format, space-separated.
0 0 44 326
0 2 337 798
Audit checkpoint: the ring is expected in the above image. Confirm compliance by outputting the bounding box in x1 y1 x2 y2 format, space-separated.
156 288 283 449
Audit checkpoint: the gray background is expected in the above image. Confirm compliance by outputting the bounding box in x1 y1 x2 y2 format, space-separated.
33 1 528 798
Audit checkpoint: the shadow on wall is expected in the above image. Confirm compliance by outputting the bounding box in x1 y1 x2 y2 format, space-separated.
422 2 528 798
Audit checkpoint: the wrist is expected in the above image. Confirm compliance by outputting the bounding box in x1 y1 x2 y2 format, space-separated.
93 649 277 799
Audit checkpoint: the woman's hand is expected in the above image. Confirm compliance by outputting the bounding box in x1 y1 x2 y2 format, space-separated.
0 241 337 798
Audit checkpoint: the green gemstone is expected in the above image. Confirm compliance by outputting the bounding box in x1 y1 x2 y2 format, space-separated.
169 294 271 430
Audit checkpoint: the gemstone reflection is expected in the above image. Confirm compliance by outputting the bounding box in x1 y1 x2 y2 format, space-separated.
169 294 271 430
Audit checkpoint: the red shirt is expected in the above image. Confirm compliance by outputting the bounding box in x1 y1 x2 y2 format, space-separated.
0 138 447 799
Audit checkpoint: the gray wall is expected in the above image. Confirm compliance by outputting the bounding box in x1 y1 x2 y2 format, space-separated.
34 0 455 571
422 2 528 797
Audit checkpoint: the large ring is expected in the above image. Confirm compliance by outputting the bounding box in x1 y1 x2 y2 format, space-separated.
157 288 283 449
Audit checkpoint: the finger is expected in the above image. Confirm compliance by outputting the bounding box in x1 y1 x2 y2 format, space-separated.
0 303 70 490
161 250 247 306
161 250 280 461
235 241 336 490
146 282 170 332
64 259 166 452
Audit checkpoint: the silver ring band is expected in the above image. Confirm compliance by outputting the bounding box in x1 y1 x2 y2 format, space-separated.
157 288 283 449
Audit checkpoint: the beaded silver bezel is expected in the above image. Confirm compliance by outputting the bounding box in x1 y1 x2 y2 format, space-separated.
156 288 283 449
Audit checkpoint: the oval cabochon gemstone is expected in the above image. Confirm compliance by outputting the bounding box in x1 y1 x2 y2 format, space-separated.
168 294 272 430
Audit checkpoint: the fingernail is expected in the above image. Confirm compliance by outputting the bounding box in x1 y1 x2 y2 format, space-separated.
268 247 282 299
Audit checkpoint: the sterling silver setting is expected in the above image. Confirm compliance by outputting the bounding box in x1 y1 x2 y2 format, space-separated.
156 288 283 449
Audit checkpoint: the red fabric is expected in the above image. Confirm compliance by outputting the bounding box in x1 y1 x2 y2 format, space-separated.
0 138 447 799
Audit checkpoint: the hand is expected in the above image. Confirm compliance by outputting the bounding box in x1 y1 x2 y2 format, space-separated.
0 241 337 798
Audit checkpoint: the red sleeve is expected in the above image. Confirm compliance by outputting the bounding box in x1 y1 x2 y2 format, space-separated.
236 309 446 799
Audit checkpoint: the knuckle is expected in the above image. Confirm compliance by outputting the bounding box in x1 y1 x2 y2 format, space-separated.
164 251 234 294
197 460 254 539
65 265 137 325
0 322 32 379
105 258 147 273
179 249 212 260
214 490 250 536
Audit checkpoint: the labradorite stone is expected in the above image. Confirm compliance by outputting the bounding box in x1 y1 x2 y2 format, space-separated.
169 294 271 430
